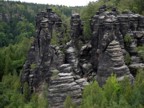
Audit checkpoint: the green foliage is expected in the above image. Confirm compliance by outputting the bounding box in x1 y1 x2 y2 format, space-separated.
127 69 144 107
0 74 48 108
124 52 131 65
136 45 144 61
103 75 121 104
16 21 35 41
0 37 32 80
80 0 144 40
0 1 78 47
132 0 144 14
37 82 48 108
64 96 76 108
51 29 59 45
124 34 132 45
0 1 144 108
0 74 24 108
81 81 105 108
51 69 60 80
23 82 30 102
80 71 144 108
97 0 144 14
30 63 37 70
80 1 104 39
116 0 134 12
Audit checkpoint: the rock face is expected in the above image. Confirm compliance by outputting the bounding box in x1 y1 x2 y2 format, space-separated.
48 64 88 108
90 6 144 85
21 8 65 92
70 13 83 48
21 9 88 108
97 40 134 85
65 13 84 75
21 5 144 108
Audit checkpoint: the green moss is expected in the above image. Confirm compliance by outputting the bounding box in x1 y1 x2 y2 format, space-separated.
30 63 37 70
51 69 59 79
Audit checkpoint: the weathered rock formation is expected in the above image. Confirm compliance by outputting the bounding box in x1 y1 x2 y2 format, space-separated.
21 5 144 108
90 7 135 85
21 8 64 92
48 64 88 108
97 40 134 85
21 9 88 107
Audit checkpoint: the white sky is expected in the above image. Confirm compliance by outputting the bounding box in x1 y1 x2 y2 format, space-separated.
8 0 97 6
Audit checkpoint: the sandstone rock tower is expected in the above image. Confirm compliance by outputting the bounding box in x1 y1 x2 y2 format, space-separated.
21 9 88 108
90 6 135 85
21 5 144 108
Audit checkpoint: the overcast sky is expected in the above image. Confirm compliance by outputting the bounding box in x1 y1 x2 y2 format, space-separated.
9 0 97 6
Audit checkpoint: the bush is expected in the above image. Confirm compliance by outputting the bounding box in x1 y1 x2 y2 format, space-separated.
124 52 131 65
124 34 132 46
80 71 144 108
64 96 76 108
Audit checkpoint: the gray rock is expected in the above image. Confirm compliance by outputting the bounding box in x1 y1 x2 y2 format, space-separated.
129 63 144 69
21 5 144 108
97 40 134 86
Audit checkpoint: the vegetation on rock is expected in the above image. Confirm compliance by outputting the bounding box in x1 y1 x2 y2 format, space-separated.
65 69 144 108
0 0 144 107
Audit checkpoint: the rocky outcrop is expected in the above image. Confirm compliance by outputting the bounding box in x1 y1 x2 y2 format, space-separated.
21 5 144 108
123 31 144 75
70 13 83 48
97 40 134 85
48 64 88 108
90 6 144 85
21 8 65 92
21 9 88 107
65 13 84 75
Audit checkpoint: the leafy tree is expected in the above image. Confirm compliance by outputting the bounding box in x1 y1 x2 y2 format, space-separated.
132 0 144 14
81 81 106 108
0 37 32 81
80 1 104 40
